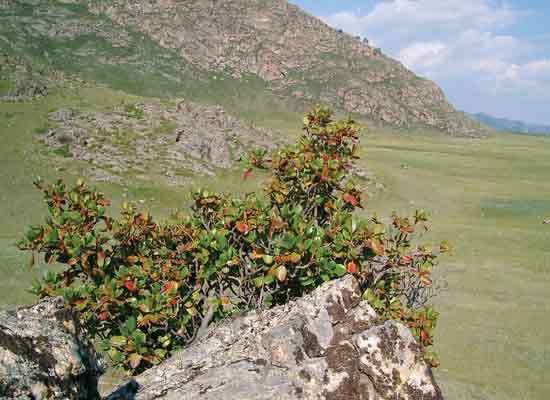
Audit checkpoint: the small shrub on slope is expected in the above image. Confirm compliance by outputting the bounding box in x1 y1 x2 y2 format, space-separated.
19 107 446 373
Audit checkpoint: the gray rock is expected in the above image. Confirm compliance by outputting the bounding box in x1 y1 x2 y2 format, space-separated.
0 297 103 400
42 100 277 185
107 276 443 400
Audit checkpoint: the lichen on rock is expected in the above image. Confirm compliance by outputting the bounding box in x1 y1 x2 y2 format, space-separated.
0 297 103 400
106 276 443 400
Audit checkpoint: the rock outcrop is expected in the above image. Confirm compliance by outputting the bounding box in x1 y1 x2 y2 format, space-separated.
41 99 277 185
0 297 103 399
107 276 443 400
0 278 442 399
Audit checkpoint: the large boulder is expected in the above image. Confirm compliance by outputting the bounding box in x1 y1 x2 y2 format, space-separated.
0 297 103 399
107 276 443 400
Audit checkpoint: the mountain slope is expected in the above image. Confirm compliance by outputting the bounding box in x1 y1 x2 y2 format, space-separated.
1 0 480 136
468 112 550 135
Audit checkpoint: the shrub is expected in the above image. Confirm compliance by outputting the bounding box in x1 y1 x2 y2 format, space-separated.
19 107 446 373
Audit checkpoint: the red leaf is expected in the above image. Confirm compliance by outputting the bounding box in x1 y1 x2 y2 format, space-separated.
420 275 433 287
161 281 179 294
126 255 139 264
369 238 385 256
343 193 359 206
235 221 249 234
99 312 108 321
243 169 252 180
400 255 412 265
421 330 429 343
276 266 288 282
124 280 136 292
168 298 178 306
67 258 78 266
318 162 330 182
346 261 358 274
128 353 142 370
250 250 264 260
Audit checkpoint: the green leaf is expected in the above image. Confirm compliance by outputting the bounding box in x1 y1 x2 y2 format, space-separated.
334 263 346 277
128 353 142 369
108 349 125 363
110 336 127 348
299 276 314 286
127 316 137 333
254 276 264 288
263 294 273 308
98 339 110 352
132 330 146 347
154 348 167 359
262 255 274 265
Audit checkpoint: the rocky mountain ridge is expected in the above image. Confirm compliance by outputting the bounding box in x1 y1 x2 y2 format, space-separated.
1 0 481 136
467 112 550 135
88 0 477 135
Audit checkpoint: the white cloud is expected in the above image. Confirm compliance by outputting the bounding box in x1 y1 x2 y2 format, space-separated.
398 41 450 70
323 0 527 39
524 60 550 79
472 59 521 82
360 0 523 29
322 0 532 78
457 30 525 57
320 0 550 122
321 12 364 37
470 58 550 87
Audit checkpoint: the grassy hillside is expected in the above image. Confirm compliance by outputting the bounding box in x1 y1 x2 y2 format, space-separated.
1 85 549 399
0 85 274 305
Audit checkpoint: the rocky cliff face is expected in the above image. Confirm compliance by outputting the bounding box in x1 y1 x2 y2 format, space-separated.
106 276 442 400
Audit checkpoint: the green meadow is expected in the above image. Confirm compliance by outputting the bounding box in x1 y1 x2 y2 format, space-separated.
361 132 550 400
1 86 549 399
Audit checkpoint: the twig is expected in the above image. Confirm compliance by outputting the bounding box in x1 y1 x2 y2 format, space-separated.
190 298 215 344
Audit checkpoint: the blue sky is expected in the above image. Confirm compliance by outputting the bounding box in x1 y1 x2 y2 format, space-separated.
289 1 550 124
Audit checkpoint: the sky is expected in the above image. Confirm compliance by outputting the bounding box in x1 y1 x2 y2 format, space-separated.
288 0 550 125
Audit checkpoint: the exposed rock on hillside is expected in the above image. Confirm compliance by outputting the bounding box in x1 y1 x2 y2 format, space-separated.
0 54 84 101
42 99 277 184
106 276 443 400
88 0 478 135
0 297 103 399
2 0 479 135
